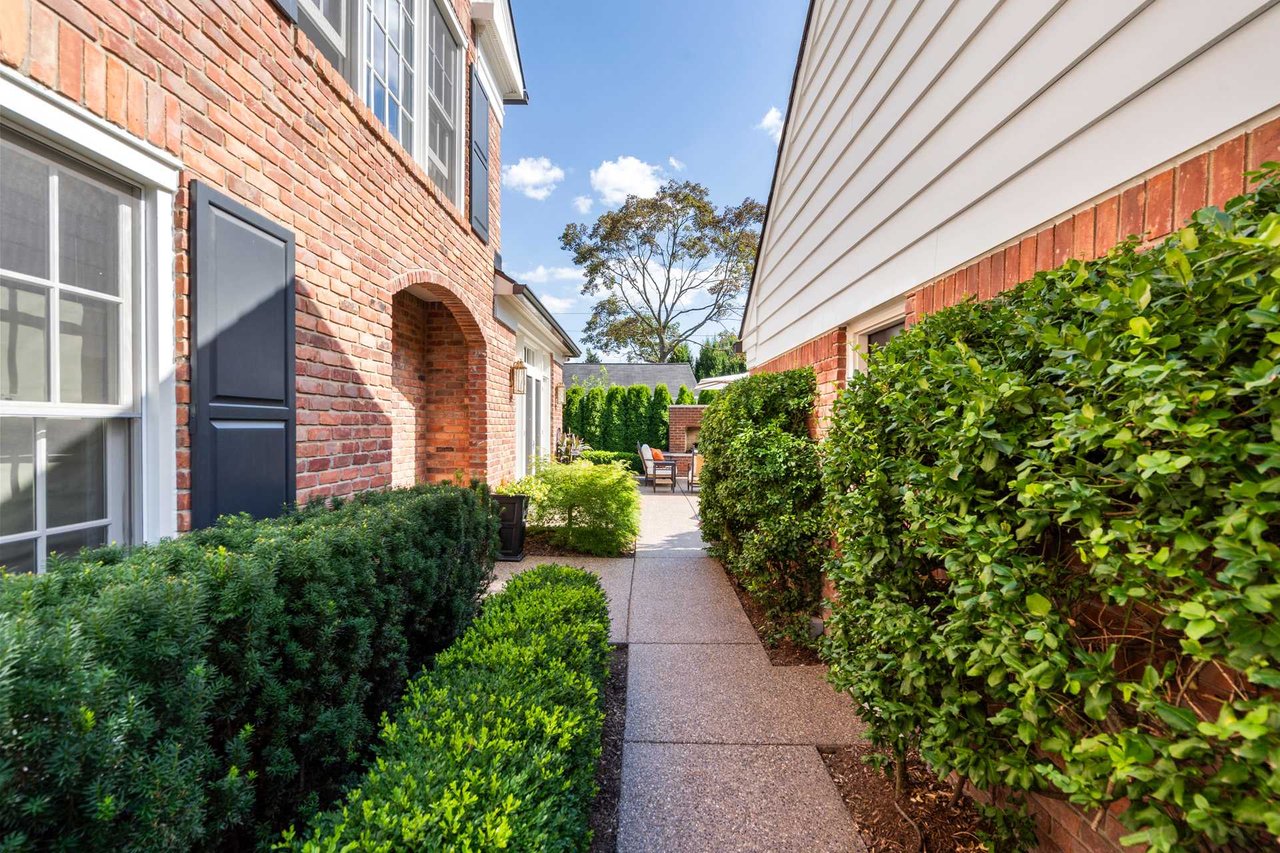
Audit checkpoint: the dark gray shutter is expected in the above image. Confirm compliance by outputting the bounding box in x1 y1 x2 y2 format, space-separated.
190 182 296 528
470 68 491 242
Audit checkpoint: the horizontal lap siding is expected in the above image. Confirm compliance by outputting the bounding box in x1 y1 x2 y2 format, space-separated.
743 0 1280 366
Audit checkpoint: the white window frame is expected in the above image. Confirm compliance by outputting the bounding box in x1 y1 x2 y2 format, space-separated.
846 298 908 376
299 0 348 57
358 0 468 209
1 67 180 562
514 341 551 479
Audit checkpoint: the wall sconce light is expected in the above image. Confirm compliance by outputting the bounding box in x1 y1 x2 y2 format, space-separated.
555 384 566 405
510 359 527 396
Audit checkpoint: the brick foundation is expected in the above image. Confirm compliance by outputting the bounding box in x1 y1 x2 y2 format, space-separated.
1 0 555 530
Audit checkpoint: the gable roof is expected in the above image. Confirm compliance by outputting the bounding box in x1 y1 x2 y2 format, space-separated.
563 362 696 393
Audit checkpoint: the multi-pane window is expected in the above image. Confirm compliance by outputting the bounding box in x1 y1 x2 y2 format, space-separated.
366 0 416 153
0 139 134 573
426 0 461 201
300 0 346 53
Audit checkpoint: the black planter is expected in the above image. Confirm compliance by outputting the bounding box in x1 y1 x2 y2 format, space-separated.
494 494 529 562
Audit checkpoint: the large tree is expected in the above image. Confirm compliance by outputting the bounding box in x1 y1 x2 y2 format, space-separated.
561 181 764 362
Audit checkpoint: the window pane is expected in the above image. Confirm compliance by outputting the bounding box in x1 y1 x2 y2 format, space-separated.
1 278 50 402
46 525 107 561
867 322 904 349
46 418 107 527
58 171 121 296
322 0 343 30
0 537 36 574
0 145 50 279
0 417 35 536
59 293 119 405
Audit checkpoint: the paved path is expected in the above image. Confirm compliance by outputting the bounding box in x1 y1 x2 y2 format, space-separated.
495 489 866 852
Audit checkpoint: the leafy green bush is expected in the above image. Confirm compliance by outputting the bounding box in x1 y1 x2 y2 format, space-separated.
699 369 824 642
0 485 499 850
580 449 643 473
823 167 1280 851
506 461 640 556
284 564 610 852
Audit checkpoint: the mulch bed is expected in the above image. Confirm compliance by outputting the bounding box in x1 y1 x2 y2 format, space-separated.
521 531 636 559
819 743 989 852
589 644 629 853
726 577 824 666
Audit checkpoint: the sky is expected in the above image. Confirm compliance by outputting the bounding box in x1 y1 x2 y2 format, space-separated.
497 0 809 361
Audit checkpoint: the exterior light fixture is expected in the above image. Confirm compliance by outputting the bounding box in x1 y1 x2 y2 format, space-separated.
555 383 566 405
511 359 527 395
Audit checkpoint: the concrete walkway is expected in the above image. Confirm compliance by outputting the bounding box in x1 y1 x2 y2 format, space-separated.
495 489 866 852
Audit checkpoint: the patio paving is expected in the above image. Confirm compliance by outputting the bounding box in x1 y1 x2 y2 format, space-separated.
494 486 866 851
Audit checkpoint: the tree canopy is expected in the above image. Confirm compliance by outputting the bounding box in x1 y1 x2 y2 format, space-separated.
694 330 747 380
561 181 764 362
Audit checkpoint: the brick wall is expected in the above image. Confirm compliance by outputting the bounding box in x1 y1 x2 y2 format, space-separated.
2 0 533 529
667 404 706 453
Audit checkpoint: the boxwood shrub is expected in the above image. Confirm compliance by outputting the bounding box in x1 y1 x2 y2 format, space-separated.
698 368 825 642
0 484 498 850
284 564 611 851
823 166 1280 850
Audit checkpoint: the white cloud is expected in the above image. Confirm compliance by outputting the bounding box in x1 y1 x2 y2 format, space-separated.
501 156 565 200
538 293 578 313
757 106 784 145
515 265 583 284
590 156 663 206
573 195 594 215
668 156 686 172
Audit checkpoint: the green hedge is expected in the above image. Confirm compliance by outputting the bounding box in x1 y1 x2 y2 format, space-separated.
564 383 663 453
285 564 610 851
501 461 640 557
699 368 825 642
0 485 498 850
580 449 643 473
823 166 1280 850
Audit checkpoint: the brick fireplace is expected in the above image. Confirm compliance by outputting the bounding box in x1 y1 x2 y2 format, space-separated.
668 405 707 453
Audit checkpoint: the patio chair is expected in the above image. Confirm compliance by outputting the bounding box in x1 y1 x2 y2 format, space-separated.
638 443 676 493
687 452 703 493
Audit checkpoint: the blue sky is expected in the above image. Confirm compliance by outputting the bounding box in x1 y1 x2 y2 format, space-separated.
497 0 808 360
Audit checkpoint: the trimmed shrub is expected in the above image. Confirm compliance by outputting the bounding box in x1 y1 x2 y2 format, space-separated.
563 385 585 438
285 564 611 852
648 384 672 450
675 384 696 404
699 369 824 642
696 388 720 405
505 461 640 556
0 485 499 850
581 449 644 474
822 167 1280 850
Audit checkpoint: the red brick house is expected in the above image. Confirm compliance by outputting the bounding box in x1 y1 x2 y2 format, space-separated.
0 0 577 572
742 0 1280 434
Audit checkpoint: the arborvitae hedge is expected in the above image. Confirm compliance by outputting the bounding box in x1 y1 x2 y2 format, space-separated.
286 564 610 851
823 166 1280 850
0 485 498 850
675 384 696 404
562 383 662 454
564 385 585 438
625 384 653 450
602 385 626 452
699 368 825 641
648 384 672 450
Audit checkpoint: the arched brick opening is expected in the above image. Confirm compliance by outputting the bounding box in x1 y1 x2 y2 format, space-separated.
389 271 490 485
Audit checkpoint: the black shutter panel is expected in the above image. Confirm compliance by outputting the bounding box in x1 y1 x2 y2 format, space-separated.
190 182 296 528
470 68 491 242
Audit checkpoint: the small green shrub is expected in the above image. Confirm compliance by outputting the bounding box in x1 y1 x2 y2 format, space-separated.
284 564 610 852
823 166 1280 850
580 449 643 473
699 369 824 642
507 461 640 556
0 485 499 850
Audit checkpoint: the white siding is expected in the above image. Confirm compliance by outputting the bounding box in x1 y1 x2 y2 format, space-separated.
744 0 1280 366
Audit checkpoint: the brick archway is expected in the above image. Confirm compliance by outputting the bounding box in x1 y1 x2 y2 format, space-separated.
388 270 490 485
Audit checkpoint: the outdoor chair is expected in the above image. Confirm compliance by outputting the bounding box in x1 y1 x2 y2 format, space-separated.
638 443 676 493
687 452 703 493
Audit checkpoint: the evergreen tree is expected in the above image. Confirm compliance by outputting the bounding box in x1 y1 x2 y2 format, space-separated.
648 384 672 450
602 386 626 452
675 384 696 404
697 388 720 405
582 386 606 448
694 331 747 380
625 384 652 451
563 385 585 437
669 343 694 366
